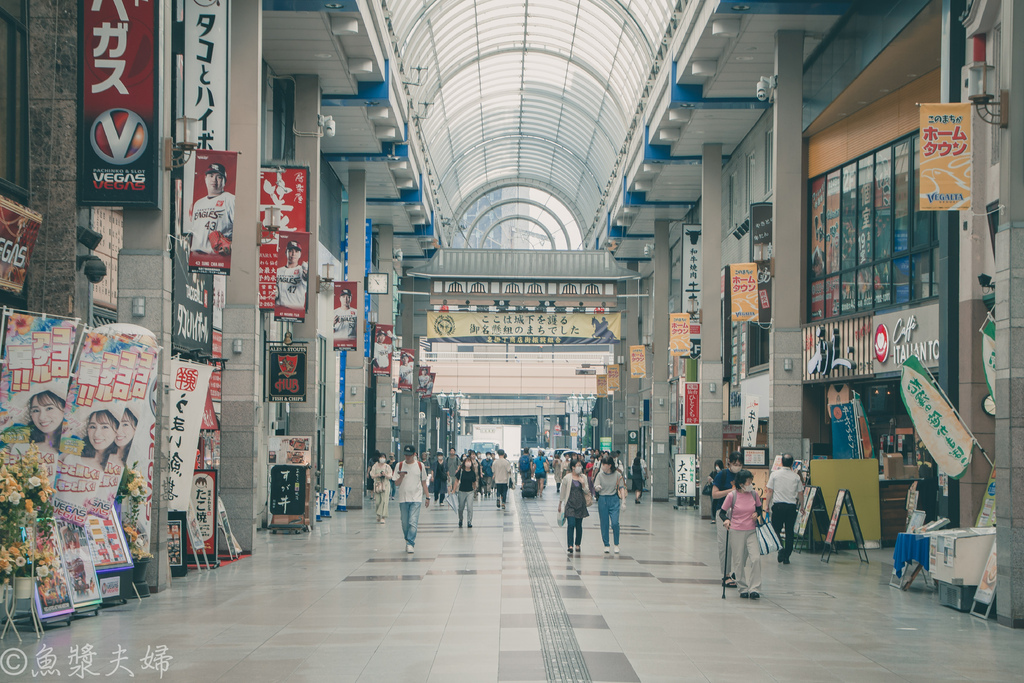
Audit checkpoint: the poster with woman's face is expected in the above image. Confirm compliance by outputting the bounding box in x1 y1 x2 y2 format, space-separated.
0 314 78 484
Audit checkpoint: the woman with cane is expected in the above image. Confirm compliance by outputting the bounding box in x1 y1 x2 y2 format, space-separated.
719 469 764 600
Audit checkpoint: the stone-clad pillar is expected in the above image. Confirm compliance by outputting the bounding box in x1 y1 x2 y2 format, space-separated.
343 171 368 508
768 30 805 462
375 224 395 457
219 2 265 550
398 266 417 450
651 220 671 500
623 265 641 466
699 144 724 518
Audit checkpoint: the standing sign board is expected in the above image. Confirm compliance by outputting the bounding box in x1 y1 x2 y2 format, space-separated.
267 344 308 402
167 514 186 577
186 470 218 560
742 395 760 448
825 489 846 545
674 453 696 498
79 0 160 207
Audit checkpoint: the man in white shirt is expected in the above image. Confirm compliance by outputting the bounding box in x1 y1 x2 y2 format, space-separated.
765 454 804 565
276 240 308 311
188 162 235 256
393 445 430 552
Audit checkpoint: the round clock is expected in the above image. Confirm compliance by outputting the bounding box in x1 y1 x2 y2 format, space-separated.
982 395 996 417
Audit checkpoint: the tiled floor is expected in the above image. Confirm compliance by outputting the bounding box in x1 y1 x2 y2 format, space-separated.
5 491 1024 682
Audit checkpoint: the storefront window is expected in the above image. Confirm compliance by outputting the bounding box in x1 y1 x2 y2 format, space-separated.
809 133 937 319
0 0 28 197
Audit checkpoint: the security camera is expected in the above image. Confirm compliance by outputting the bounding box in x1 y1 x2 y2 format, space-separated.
756 76 770 102
324 116 336 137
77 255 107 284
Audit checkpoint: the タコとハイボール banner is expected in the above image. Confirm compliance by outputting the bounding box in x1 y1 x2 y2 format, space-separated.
919 103 971 211
427 311 620 344
900 354 974 478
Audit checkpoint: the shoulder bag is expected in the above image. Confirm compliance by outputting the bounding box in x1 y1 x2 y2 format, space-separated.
752 491 782 555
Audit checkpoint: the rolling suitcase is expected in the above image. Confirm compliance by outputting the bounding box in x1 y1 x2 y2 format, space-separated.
521 479 538 498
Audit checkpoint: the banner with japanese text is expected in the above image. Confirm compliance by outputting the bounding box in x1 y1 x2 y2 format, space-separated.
730 263 758 322
398 349 414 391
333 281 358 350
187 470 218 557
629 346 646 379
165 359 213 511
830 403 860 459
54 331 159 527
742 395 760 448
0 196 43 294
900 354 973 478
0 314 78 484
79 0 159 206
274 232 310 322
596 374 608 397
372 325 394 376
184 0 227 151
185 150 238 274
260 167 309 232
428 311 620 344
683 382 700 426
919 103 971 211
669 313 691 356
258 231 278 309
607 365 620 391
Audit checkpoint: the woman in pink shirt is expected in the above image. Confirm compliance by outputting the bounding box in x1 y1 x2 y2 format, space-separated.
720 470 764 599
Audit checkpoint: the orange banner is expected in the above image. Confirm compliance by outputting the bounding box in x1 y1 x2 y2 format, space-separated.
669 313 691 357
629 345 646 379
607 365 620 391
919 103 971 211
729 263 758 322
596 374 608 398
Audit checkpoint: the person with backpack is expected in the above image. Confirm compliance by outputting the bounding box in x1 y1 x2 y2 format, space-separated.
519 450 532 481
368 453 393 524
631 454 647 503
480 452 494 497
720 469 764 599
393 445 430 553
532 449 548 498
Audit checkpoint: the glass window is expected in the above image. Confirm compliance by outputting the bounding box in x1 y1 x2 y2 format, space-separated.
825 276 840 319
911 251 931 300
858 157 873 264
893 141 910 253
857 267 873 310
841 163 857 271
810 176 826 280
0 2 28 195
765 130 773 194
893 256 911 304
825 170 841 275
875 262 892 307
841 271 856 316
874 148 892 261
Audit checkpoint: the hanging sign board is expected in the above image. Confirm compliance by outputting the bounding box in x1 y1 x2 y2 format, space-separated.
427 311 620 345
669 313 691 356
629 345 646 379
185 150 238 275
333 281 359 350
919 103 971 211
607 365 620 391
683 382 700 426
729 263 758 322
267 344 307 403
398 349 414 391
596 374 608 397
742 395 760 448
274 232 310 322
165 359 213 511
0 196 43 294
371 324 394 376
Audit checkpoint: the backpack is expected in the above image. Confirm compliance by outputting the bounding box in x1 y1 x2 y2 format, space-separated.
519 454 531 472
632 459 643 478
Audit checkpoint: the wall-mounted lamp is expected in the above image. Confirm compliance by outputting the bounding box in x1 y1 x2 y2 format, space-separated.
783 358 793 372
658 398 665 407
630 407 637 415
351 386 358 396
131 296 146 318
232 339 243 354
164 117 199 170
709 382 717 394
968 36 1007 128
318 263 335 293
263 206 283 231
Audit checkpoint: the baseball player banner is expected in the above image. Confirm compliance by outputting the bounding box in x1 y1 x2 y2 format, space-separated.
260 167 309 233
417 366 431 396
54 331 159 527
0 313 78 484
274 232 310 322
184 150 238 275
398 349 414 391
372 325 394 377
425 373 436 398
333 281 358 350
165 358 214 511
258 231 278 309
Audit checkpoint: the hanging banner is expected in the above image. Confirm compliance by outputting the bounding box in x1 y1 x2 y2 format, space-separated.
630 345 646 379
186 470 218 557
976 468 996 527
669 313 691 356
730 263 758 322
919 103 972 211
417 366 431 396
427 311 620 345
372 325 394 376
165 359 213 511
333 281 359 350
607 365 621 391
260 167 309 233
172 243 213 355
0 314 78 484
184 150 238 274
0 196 43 294
425 373 436 398
267 344 308 403
981 317 996 403
596 374 608 398
398 349 414 391
274 232 310 322
830 403 860 459
258 231 278 309
183 0 227 150
752 203 773 324
742 395 760 448
683 382 700 426
900 354 973 478
54 332 158 526
683 228 702 317
79 0 159 207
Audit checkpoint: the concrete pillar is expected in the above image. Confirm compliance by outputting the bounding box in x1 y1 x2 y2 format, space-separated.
219 3 264 550
623 265 641 465
699 143 724 518
995 0 1024 630
768 31 805 461
375 224 395 457
343 171 367 508
287 75 322 523
652 220 671 500
398 266 417 450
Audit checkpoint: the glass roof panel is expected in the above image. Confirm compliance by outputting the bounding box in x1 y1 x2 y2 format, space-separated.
388 0 676 247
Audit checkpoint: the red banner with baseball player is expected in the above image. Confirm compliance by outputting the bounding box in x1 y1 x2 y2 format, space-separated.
417 366 431 396
398 349 414 391
274 232 310 322
54 331 159 527
185 150 238 275
0 197 43 295
0 314 78 484
79 0 160 207
333 281 358 350
372 325 394 376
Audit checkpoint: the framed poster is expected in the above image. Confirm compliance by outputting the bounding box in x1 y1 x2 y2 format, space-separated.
270 465 307 517
741 446 768 468
267 344 308 402
167 516 185 576
84 513 131 570
674 453 696 498
34 529 74 620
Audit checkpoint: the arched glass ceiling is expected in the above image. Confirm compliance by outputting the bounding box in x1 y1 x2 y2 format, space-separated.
387 0 676 246
454 187 583 250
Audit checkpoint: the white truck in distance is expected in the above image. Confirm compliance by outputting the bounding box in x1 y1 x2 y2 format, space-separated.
470 424 521 456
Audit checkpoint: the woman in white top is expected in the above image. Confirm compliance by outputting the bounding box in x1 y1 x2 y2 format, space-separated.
368 454 393 523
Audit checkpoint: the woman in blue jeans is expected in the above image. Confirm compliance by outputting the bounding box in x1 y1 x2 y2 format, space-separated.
593 456 626 554
558 460 591 555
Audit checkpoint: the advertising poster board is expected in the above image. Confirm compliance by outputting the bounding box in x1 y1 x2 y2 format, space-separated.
167 515 185 576
596 374 608 397
825 489 847 545
274 232 310 322
185 150 238 274
607 365 620 391
267 344 308 402
258 231 279 309
729 263 758 323
427 311 620 345
259 167 309 232
919 103 971 211
669 313 691 356
683 382 700 425
372 325 394 376
268 436 311 466
333 281 358 350
0 196 43 294
674 452 696 498
172 243 213 356
270 464 308 517
630 345 646 379
398 349 414 391
186 470 218 558
34 529 74 620
56 519 101 608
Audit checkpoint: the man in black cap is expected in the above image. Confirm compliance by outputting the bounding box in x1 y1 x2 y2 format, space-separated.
392 445 429 553
275 239 308 311
188 161 235 257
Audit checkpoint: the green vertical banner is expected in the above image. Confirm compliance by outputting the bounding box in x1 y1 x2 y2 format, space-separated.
899 355 974 479
981 317 996 403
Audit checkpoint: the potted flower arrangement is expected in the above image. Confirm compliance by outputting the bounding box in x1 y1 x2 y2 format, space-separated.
118 464 152 596
0 444 56 607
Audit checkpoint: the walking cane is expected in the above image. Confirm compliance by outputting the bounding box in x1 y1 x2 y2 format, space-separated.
721 524 730 600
